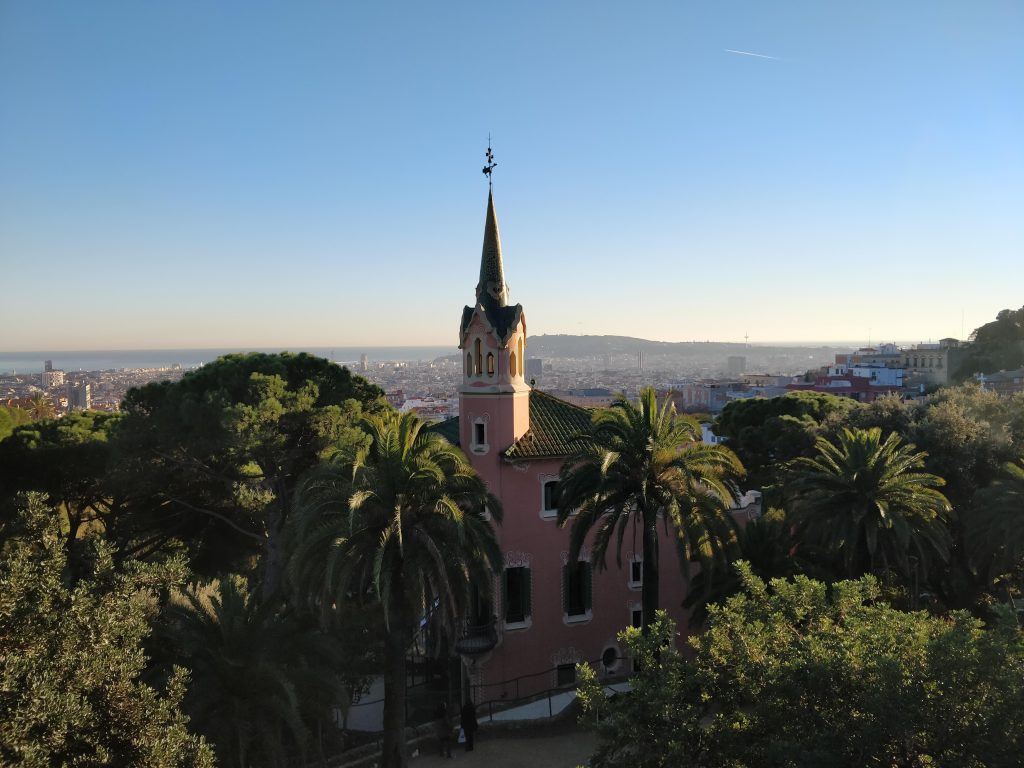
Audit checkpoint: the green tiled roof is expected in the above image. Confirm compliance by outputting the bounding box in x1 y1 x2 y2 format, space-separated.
428 391 593 460
427 416 461 446
504 389 594 460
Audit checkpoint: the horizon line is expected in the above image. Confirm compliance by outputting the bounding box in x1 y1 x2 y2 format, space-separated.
0 338 956 356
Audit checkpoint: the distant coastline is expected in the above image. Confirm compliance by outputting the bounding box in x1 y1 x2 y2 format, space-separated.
0 337 935 375
0 347 457 375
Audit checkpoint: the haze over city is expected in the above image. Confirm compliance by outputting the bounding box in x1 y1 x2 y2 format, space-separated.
2 2 1022 352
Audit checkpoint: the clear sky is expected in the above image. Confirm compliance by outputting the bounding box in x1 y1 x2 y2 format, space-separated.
1 1 1022 351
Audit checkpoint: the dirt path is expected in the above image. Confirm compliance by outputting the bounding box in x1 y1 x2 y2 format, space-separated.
410 729 596 768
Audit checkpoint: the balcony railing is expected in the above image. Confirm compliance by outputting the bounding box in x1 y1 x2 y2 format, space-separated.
454 617 498 655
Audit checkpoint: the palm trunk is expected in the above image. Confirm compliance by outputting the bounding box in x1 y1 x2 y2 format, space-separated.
641 510 659 635
381 619 409 768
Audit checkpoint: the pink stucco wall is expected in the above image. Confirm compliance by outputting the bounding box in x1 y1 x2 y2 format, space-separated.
462 432 696 705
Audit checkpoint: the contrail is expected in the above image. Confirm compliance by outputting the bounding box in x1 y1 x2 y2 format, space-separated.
724 49 778 60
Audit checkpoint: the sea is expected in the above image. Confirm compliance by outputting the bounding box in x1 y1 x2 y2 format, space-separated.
0 347 457 375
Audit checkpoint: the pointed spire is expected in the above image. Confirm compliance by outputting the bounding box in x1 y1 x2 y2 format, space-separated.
476 188 509 309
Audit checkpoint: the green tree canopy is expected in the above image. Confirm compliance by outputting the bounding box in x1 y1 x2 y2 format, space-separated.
956 305 1024 380
715 391 858 490
558 387 745 631
0 493 213 767
0 411 128 576
0 405 32 442
116 352 382 595
786 427 951 580
579 564 1024 768
157 576 350 768
288 409 501 768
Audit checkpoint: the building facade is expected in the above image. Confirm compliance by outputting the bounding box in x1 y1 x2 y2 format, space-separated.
436 190 705 705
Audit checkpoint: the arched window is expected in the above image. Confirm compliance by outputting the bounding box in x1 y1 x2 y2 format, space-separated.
466 353 472 377
486 352 494 376
474 338 483 376
509 350 517 379
518 337 524 376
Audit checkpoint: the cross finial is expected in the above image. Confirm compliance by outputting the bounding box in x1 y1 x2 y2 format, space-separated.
482 134 496 188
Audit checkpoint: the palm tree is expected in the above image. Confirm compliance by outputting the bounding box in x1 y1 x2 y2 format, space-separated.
969 458 1024 579
163 576 341 768
786 427 952 579
288 410 502 768
27 393 56 420
556 387 745 632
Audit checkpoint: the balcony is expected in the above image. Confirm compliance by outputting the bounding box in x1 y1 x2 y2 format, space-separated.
454 617 498 655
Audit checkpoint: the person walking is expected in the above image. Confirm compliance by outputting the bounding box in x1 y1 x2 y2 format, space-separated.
460 700 479 752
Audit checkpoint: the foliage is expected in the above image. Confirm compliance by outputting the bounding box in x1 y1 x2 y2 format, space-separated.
26 393 56 420
558 387 745 630
288 409 502 768
969 459 1024 581
715 391 857 491
786 427 951 579
955 305 1024 380
582 564 1024 768
116 352 382 593
576 613 705 767
0 411 130 577
159 575 349 768
0 493 213 767
695 564 1024 767
683 506 816 623
0 405 32 442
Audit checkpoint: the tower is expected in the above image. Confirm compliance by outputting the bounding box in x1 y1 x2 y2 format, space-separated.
458 148 530 464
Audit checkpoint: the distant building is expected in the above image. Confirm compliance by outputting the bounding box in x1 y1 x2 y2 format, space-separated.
826 363 904 388
740 373 794 388
525 358 544 378
44 360 53 372
977 368 1024 397
727 356 746 375
902 340 964 387
41 369 66 388
67 382 92 411
786 373 900 403
669 381 745 413
359 353 369 372
637 350 644 371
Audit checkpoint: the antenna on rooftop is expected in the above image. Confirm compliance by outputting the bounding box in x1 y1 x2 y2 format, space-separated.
482 134 497 189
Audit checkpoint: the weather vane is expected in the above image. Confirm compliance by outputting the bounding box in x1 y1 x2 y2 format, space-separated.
482 134 496 188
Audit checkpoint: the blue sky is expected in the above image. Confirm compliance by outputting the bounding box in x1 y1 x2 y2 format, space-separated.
1 1 1021 351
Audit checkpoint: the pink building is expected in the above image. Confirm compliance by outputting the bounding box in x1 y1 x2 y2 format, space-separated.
435 189 696 707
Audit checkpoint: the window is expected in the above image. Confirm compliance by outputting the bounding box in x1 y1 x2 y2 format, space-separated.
503 567 531 625
509 350 517 379
630 559 642 587
563 561 592 620
556 663 576 687
474 422 486 447
486 352 494 376
474 339 483 376
518 337 524 376
543 480 560 515
465 353 472 377
631 607 643 628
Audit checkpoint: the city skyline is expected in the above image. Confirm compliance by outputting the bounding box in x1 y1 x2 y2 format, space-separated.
2 2 1022 351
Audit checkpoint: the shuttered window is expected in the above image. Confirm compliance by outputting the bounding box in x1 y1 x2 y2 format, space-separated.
563 562 592 618
503 567 531 624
